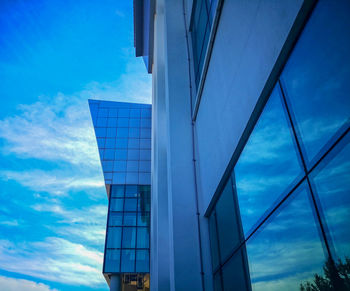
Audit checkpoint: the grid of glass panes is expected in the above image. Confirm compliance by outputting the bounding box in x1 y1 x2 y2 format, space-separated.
89 100 151 185
191 0 219 90
208 0 350 290
104 185 150 274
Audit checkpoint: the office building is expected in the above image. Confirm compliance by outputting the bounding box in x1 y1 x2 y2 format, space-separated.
133 0 350 290
89 99 151 291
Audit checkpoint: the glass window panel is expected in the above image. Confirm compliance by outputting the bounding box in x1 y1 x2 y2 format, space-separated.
129 128 140 138
138 192 150 212
138 172 151 185
113 172 126 184
105 138 116 149
136 250 149 273
123 212 137 226
113 160 127 172
234 86 303 234
110 198 124 212
140 128 151 139
126 172 138 184
209 212 220 270
117 118 129 127
128 138 140 149
141 108 151 118
122 227 136 248
109 108 118 117
127 161 139 172
222 248 250 291
97 117 108 127
109 212 123 226
104 249 120 273
121 250 135 273
111 185 124 198
107 118 117 127
104 149 115 160
115 149 127 160
139 161 151 172
125 185 139 198
140 149 151 161
130 108 141 118
310 132 350 261
137 212 150 227
117 128 128 138
97 138 105 148
137 227 149 248
95 127 106 138
124 198 137 212
129 118 140 127
116 138 128 149
118 108 130 118
99 149 104 160
140 139 151 149
215 178 241 261
280 0 350 166
104 172 112 180
213 271 222 291
98 108 108 117
246 184 327 291
102 161 113 172
107 227 122 248
106 127 116 138
141 118 151 128
128 149 139 160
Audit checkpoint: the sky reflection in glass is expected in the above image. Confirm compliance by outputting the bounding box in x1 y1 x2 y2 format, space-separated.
281 0 350 168
234 86 303 235
310 132 350 262
246 184 326 291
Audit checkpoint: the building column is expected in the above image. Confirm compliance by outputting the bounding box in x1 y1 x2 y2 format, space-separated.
110 275 121 291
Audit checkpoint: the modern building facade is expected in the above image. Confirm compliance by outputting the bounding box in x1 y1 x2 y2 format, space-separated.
133 0 350 291
89 100 151 291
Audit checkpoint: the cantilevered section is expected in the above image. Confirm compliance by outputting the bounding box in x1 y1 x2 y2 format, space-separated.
89 99 151 291
133 0 155 73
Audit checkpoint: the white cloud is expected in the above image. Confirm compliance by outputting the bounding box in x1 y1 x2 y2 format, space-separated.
1 170 104 196
0 237 105 287
0 276 58 291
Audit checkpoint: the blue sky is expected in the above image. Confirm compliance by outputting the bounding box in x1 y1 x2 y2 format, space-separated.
0 1 151 290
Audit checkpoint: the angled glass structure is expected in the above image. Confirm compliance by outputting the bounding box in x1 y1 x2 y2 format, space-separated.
89 99 151 291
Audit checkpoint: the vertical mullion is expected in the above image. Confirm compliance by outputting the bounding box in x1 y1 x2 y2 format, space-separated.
278 79 334 262
119 186 126 272
213 211 224 291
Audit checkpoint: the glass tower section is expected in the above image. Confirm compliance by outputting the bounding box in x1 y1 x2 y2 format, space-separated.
89 100 151 291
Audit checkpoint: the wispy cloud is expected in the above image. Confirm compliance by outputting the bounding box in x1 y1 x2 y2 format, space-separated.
0 275 58 291
0 237 105 287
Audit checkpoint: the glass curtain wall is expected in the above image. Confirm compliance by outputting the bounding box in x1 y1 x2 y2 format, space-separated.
208 0 350 290
104 185 150 277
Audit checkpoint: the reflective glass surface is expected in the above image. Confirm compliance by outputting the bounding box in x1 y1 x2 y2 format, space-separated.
234 86 303 235
122 227 136 248
280 0 350 167
121 250 135 272
137 228 149 248
105 249 121 273
310 133 350 261
136 250 149 273
215 178 241 261
110 198 124 212
208 212 220 270
109 212 123 226
246 184 326 291
107 227 122 248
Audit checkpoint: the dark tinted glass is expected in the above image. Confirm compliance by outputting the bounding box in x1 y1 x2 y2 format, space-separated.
234 86 303 234
107 227 122 248
280 0 350 167
111 185 124 198
215 178 241 261
310 132 350 261
110 198 124 212
122 227 136 248
104 249 120 273
137 228 149 248
109 212 123 226
213 272 222 291
123 212 137 226
137 212 150 227
136 250 149 272
222 248 249 291
246 184 326 290
121 250 135 272
208 211 220 270
125 185 139 198
124 198 137 212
